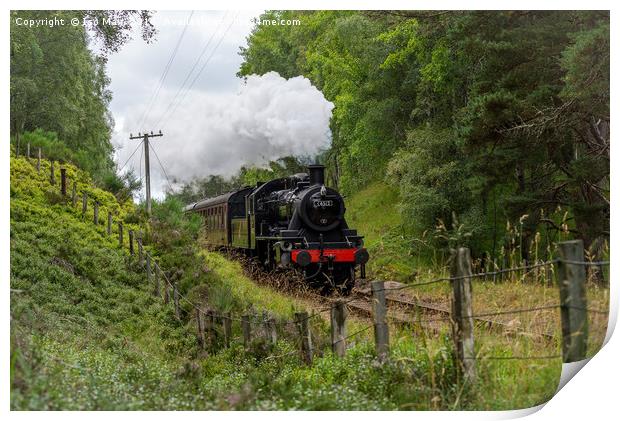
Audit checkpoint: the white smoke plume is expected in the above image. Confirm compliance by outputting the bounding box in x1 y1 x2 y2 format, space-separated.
114 72 334 194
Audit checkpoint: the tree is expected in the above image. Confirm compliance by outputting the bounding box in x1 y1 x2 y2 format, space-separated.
238 10 609 261
10 10 156 180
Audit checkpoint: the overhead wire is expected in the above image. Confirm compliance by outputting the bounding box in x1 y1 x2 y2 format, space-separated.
149 142 174 193
154 10 229 129
137 10 195 129
117 139 144 173
160 12 239 131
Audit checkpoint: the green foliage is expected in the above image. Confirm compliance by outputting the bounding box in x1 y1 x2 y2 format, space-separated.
387 128 470 236
18 130 74 163
10 156 194 409
100 169 142 203
10 10 155 180
172 174 239 205
237 156 309 185
239 10 609 266
560 21 609 113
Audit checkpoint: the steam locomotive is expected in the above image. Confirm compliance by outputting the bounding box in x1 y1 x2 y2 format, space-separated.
184 164 368 294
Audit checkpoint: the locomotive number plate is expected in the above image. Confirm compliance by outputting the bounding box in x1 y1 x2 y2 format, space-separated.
313 199 333 208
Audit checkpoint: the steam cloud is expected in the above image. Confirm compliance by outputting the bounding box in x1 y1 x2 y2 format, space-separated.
115 72 334 194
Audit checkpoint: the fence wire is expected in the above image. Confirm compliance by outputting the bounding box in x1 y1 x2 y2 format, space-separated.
149 253 335 329
379 260 561 293
333 325 374 345
464 354 562 361
24 147 611 374
142 251 609 365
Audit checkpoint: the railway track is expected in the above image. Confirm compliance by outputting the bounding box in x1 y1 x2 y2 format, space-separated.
228 252 557 341
344 281 556 341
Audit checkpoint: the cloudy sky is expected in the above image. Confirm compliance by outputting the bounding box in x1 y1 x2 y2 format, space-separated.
105 10 334 200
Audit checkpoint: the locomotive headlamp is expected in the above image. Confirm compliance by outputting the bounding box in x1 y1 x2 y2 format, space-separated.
354 248 370 265
281 241 293 252
296 250 312 267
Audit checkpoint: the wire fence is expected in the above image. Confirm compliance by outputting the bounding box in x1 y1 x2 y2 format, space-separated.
15 148 612 379
378 260 565 293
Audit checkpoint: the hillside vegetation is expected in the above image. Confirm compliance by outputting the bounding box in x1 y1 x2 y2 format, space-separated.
11 154 565 410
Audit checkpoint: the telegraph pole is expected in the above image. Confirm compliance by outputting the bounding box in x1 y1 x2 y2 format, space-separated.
129 130 163 216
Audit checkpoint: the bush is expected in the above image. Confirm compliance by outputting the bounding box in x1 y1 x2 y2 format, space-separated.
98 169 142 202
18 129 75 164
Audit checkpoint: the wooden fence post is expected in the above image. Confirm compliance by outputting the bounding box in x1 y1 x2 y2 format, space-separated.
223 312 233 348
331 299 347 357
163 271 170 304
371 281 389 360
196 308 205 350
93 201 99 225
107 212 112 235
295 312 313 365
60 168 67 196
128 230 134 256
450 247 476 383
82 192 87 215
262 310 269 340
118 222 124 248
27 143 30 158
267 318 278 345
71 182 77 207
138 237 144 266
206 310 216 349
36 148 41 173
262 311 277 345
557 240 588 363
146 253 153 289
173 282 180 321
242 314 251 349
50 160 56 185
153 257 160 297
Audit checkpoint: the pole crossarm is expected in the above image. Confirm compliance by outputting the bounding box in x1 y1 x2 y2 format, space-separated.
129 130 164 140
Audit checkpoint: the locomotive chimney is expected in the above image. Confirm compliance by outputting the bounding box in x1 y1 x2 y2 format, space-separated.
308 164 325 185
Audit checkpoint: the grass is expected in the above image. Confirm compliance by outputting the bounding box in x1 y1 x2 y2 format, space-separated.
10 155 601 410
347 180 609 357
346 182 421 282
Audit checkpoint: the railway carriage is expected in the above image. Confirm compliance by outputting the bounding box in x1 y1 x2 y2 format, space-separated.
184 164 368 294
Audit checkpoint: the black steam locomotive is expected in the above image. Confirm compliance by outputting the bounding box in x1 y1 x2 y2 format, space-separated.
184 164 368 293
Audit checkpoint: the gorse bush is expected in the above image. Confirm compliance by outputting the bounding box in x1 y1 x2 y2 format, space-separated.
14 129 143 201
